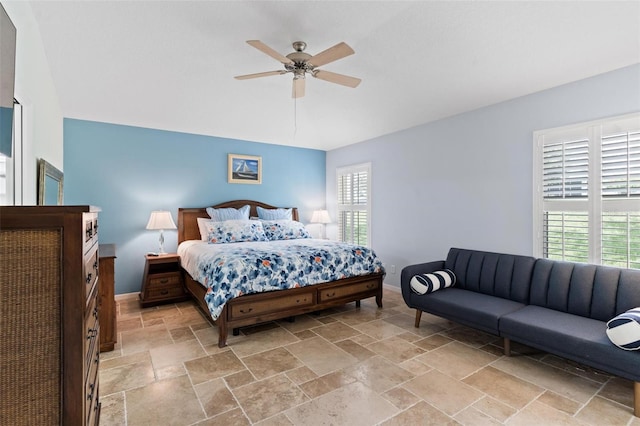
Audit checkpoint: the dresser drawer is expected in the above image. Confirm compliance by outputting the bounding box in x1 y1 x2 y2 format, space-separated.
84 247 99 300
229 290 315 320
318 280 379 303
85 341 99 426
87 383 100 426
83 213 99 253
84 288 99 368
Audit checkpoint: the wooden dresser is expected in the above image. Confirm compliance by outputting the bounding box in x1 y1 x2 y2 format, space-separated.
0 206 101 425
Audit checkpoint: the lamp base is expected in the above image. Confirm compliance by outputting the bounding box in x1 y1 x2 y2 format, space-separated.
158 229 166 254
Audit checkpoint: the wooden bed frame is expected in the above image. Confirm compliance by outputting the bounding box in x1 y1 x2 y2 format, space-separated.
178 200 385 347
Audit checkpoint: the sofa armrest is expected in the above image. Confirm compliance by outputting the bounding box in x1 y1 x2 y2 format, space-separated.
400 260 445 306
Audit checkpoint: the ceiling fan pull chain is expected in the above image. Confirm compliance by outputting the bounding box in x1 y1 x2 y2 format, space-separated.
293 95 297 139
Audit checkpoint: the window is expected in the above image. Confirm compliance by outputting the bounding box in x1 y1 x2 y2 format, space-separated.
0 101 21 206
337 162 371 246
533 113 640 269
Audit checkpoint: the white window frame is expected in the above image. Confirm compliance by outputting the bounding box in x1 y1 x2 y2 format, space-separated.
336 162 372 247
533 112 640 268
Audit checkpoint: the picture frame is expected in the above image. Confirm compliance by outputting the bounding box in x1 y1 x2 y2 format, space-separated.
228 153 262 184
37 158 64 205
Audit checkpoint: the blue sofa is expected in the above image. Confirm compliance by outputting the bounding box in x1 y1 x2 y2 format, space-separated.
401 247 640 417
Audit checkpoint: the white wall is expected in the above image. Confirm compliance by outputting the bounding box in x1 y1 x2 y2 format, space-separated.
2 1 63 205
327 64 640 288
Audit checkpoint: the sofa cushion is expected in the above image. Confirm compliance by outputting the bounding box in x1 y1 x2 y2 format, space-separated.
500 305 640 382
406 288 525 335
410 269 456 294
606 308 640 351
444 248 535 303
530 259 640 322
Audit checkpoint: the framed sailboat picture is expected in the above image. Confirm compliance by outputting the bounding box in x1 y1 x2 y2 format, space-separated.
228 153 262 184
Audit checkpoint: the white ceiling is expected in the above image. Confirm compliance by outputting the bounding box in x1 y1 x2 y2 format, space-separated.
28 1 640 151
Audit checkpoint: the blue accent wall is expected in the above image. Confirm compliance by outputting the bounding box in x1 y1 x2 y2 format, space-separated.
64 119 326 294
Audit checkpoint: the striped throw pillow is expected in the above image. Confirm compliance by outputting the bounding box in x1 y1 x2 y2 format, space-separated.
606 307 640 351
410 270 456 295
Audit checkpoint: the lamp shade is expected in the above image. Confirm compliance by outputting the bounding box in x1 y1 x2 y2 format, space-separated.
146 211 177 230
310 210 331 224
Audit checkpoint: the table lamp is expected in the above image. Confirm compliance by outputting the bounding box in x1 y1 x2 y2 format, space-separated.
310 209 331 239
146 210 177 254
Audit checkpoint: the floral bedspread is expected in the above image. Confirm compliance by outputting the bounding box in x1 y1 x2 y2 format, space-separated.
178 239 385 320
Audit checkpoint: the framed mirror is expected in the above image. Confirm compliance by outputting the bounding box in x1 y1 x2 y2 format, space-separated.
37 158 63 205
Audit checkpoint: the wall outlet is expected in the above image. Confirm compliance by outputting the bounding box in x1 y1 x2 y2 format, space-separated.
390 265 396 274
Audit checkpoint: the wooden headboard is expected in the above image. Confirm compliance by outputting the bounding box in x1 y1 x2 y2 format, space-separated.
178 199 299 243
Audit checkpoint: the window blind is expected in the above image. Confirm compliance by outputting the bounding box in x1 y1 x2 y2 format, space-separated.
543 139 589 199
337 163 371 246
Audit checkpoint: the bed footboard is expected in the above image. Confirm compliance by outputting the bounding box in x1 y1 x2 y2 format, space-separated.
182 270 384 347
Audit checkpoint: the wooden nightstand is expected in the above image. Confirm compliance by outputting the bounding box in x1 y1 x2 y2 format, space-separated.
99 244 117 352
139 253 189 307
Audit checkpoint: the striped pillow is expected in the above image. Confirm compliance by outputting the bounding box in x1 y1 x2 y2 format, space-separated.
606 308 640 351
410 270 456 295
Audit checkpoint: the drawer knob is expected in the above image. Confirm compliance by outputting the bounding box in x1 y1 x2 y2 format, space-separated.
239 308 253 314
159 278 169 284
160 290 169 295
366 283 374 289
326 291 336 298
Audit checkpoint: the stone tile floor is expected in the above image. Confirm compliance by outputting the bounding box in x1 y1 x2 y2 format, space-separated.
99 288 639 425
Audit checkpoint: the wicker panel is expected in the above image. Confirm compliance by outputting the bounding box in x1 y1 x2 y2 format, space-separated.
0 229 62 425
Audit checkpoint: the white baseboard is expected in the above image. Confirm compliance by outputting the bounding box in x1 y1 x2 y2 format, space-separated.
115 292 139 301
383 283 401 293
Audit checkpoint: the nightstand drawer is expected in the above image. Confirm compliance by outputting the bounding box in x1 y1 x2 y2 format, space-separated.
147 282 185 300
148 272 181 287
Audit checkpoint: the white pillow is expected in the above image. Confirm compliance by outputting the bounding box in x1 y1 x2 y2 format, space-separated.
197 217 214 241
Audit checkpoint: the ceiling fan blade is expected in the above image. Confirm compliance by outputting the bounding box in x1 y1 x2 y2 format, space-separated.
234 70 287 80
246 40 294 65
292 77 305 98
312 70 361 88
307 42 355 67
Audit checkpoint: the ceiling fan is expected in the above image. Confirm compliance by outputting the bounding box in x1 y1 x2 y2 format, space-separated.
234 40 361 98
